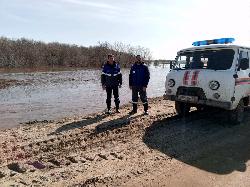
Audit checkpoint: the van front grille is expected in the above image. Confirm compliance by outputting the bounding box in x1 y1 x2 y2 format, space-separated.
177 86 206 100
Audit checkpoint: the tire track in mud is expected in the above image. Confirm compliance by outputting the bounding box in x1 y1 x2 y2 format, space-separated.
1 111 176 160
0 107 179 184
0 110 211 164
69 110 231 187
1 100 244 186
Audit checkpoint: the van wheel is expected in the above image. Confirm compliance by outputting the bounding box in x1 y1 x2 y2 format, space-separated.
229 100 244 125
175 101 190 116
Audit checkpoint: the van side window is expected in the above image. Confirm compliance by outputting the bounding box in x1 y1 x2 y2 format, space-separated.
239 51 249 69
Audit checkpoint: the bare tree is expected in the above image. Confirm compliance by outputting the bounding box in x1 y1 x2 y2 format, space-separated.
0 37 152 69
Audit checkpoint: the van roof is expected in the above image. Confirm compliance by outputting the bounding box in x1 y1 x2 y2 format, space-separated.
178 44 250 54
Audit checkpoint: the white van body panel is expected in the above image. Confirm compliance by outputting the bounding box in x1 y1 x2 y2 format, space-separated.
164 44 250 110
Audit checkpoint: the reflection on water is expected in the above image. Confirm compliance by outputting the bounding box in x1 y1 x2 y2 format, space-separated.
0 65 170 129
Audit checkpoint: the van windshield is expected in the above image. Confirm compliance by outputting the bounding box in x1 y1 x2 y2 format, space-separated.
176 49 235 70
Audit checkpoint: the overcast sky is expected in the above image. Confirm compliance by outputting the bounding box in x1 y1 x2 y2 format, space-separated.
0 0 250 59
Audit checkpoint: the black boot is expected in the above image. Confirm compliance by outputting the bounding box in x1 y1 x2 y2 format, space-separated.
129 104 137 115
114 99 120 113
106 102 111 114
106 108 111 114
115 103 120 113
143 103 149 115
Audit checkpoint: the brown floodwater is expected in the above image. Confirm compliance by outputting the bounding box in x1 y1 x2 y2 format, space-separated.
0 65 170 129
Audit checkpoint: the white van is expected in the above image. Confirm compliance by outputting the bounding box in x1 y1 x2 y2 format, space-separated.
164 38 250 124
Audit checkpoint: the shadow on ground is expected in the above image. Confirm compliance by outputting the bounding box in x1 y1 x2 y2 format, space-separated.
49 113 109 135
95 114 144 134
50 111 144 135
143 110 250 174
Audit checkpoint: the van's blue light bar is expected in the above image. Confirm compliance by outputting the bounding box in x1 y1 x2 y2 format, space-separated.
192 38 235 46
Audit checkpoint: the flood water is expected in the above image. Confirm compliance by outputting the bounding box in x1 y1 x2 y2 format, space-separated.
0 65 170 129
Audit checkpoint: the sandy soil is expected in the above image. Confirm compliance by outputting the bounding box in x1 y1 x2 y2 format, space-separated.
1 97 250 187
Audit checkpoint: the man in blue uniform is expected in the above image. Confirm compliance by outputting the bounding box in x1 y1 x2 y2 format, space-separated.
101 54 122 114
129 55 150 115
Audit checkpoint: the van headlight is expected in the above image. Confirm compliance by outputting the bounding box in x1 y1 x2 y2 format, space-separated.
168 79 175 87
209 81 220 90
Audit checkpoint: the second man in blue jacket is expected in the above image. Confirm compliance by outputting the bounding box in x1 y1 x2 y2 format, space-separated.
129 55 150 115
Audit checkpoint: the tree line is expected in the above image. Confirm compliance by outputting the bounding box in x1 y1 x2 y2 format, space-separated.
0 37 152 69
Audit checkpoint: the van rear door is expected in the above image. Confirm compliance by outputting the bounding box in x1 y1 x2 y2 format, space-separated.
234 50 250 102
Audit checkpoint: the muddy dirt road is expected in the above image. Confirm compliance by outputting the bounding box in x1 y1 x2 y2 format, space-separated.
1 97 250 186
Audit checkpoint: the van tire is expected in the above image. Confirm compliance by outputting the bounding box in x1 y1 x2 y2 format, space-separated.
229 99 244 125
175 101 190 116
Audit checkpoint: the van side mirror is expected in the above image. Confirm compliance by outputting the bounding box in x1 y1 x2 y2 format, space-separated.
239 58 249 70
170 61 173 69
170 60 177 69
